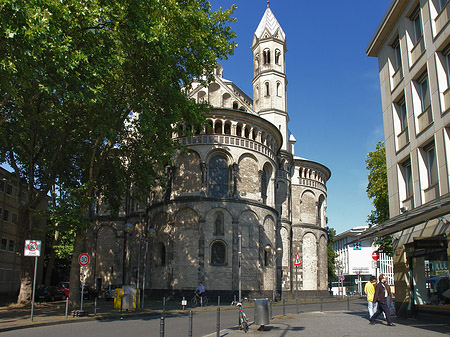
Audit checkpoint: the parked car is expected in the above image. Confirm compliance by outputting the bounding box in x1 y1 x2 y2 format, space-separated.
81 286 98 300
104 285 121 301
57 281 70 297
35 285 65 301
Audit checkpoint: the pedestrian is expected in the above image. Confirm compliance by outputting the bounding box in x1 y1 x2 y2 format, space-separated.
369 274 394 326
364 275 377 317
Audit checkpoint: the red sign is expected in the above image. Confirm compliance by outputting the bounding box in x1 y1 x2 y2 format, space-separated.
294 252 301 266
372 251 379 261
78 253 90 266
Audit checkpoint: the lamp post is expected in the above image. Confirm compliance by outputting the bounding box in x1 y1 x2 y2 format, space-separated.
141 227 156 310
264 245 283 302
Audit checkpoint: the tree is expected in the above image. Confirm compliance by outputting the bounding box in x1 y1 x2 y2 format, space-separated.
326 227 337 280
1 0 237 305
365 141 392 255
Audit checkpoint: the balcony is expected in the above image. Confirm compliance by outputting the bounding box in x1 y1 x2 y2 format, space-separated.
392 66 403 91
435 2 450 36
411 37 425 67
417 106 433 134
424 183 439 203
397 127 409 150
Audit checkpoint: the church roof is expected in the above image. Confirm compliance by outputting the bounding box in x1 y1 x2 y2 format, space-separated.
254 5 285 40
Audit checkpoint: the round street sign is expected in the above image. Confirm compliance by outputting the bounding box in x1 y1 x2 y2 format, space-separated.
78 253 90 266
372 251 380 261
339 275 345 281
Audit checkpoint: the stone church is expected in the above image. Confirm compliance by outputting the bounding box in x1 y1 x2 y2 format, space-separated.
88 4 331 299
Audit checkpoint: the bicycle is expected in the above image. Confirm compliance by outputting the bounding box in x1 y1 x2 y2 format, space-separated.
232 301 249 333
191 294 208 307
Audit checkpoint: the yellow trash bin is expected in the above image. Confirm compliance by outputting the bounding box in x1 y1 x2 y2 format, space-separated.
114 288 124 309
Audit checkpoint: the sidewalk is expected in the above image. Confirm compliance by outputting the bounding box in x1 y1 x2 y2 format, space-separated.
1 298 449 336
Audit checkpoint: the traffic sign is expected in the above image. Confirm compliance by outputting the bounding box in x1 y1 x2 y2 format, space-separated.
339 275 345 281
24 240 42 257
372 251 379 261
78 253 90 266
294 252 301 266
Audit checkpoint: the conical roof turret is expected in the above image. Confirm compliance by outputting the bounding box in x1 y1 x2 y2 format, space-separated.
253 4 285 41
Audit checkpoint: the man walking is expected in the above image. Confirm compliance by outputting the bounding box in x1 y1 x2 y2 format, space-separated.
369 274 394 326
365 276 377 317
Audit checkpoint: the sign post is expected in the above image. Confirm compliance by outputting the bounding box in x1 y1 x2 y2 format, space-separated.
78 253 90 311
372 251 380 279
294 252 301 299
24 240 42 322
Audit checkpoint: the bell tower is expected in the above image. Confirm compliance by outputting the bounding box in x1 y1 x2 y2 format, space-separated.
252 2 289 151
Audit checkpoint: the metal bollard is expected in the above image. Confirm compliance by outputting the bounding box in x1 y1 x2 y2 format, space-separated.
320 297 323 312
94 297 98 316
188 310 193 337
296 298 299 314
65 297 69 319
160 317 165 337
269 301 273 319
283 298 285 316
218 295 220 307
347 295 350 310
216 307 220 337
163 297 166 312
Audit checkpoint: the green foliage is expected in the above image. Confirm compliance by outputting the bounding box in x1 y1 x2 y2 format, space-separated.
365 141 393 255
326 226 337 280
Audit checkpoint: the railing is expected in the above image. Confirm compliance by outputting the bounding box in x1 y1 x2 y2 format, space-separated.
397 127 409 150
424 183 439 203
417 106 433 134
179 134 277 161
298 178 327 193
435 1 450 36
411 37 425 66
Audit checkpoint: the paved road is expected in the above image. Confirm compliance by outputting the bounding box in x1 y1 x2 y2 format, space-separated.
1 299 449 337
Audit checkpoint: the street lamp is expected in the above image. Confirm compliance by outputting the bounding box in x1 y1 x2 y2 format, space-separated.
141 227 156 310
264 245 283 302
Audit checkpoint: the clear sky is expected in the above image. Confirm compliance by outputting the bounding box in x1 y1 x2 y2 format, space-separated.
210 0 393 234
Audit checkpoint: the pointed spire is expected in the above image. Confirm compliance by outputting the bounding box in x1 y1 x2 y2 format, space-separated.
254 5 285 40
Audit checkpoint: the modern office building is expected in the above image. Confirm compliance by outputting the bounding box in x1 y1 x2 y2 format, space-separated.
332 226 393 295
366 0 450 316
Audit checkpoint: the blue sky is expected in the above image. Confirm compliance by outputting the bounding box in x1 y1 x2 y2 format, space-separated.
210 0 393 234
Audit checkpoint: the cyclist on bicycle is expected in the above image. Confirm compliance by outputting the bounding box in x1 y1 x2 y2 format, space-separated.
195 281 205 301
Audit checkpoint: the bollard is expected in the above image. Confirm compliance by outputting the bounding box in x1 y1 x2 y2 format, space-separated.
121 295 123 314
188 310 193 337
218 295 220 307
216 307 220 337
160 317 165 337
94 297 98 316
296 298 299 314
163 297 166 312
283 298 285 316
320 297 323 312
234 295 236 303
347 295 350 311
269 301 273 319
65 297 69 319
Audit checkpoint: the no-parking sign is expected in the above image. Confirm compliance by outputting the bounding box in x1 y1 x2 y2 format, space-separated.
24 240 42 257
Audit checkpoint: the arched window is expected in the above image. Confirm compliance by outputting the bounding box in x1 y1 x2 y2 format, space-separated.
208 155 229 198
244 126 250 138
261 164 272 204
265 82 270 96
263 49 271 64
156 242 166 266
224 122 231 135
214 121 222 134
233 101 238 109
236 124 242 137
275 49 281 65
211 241 226 265
214 212 224 235
276 82 281 96
206 120 214 134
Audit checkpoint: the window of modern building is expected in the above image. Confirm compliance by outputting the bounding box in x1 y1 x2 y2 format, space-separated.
425 143 438 187
439 0 449 11
211 241 226 265
1 238 7 251
394 95 409 149
419 141 439 202
0 180 4 192
413 72 432 133
8 240 15 252
12 213 18 224
2 209 9 222
6 184 12 196
411 6 423 45
392 37 402 72
419 75 431 112
208 155 229 198
399 159 414 210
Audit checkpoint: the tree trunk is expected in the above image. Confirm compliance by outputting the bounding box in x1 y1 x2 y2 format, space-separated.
68 232 85 307
44 246 57 286
16 209 32 305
